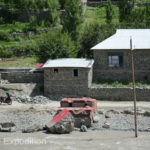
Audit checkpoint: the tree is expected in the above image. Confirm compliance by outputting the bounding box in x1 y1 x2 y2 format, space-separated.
145 3 150 27
118 0 134 23
78 22 116 58
62 0 83 40
35 30 76 62
106 0 113 24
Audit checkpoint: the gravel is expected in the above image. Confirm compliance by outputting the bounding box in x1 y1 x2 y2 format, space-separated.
11 95 52 104
0 108 150 132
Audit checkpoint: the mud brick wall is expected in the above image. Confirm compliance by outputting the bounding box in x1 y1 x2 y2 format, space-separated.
89 87 150 101
93 49 150 82
44 67 93 97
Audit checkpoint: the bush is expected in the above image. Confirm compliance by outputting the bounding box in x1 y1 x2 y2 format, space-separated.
0 31 9 41
78 22 116 58
0 47 13 58
35 30 76 62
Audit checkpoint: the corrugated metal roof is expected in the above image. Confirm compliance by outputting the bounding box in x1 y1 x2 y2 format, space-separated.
43 58 94 68
91 29 150 50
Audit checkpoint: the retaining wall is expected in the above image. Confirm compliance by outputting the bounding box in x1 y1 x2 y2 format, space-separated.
0 68 44 84
89 87 150 101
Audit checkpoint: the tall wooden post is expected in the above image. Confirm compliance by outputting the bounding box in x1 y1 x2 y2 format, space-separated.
130 38 138 138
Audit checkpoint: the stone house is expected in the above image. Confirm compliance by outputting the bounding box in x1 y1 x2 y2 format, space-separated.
91 29 150 82
43 58 94 97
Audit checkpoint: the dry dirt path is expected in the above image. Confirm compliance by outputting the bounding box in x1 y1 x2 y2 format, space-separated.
0 130 150 150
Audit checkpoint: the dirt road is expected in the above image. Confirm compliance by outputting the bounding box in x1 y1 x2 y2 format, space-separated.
0 130 150 150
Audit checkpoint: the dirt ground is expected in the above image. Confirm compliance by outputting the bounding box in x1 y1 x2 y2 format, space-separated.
0 101 150 150
0 130 150 150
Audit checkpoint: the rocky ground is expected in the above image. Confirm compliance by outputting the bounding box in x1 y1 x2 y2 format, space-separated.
0 96 150 133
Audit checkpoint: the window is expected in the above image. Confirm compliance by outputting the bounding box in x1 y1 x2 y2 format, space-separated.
73 69 78 77
54 68 58 73
108 52 123 68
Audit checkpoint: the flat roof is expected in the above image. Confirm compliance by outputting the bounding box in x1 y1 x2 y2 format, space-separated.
43 58 94 68
91 29 150 50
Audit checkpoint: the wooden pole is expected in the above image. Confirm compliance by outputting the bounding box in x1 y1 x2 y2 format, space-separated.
130 37 138 138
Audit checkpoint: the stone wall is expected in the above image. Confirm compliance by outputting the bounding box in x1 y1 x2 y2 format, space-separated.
44 67 92 97
0 69 44 84
93 49 150 82
89 87 150 101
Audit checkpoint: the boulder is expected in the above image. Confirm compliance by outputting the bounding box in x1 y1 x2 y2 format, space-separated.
93 115 99 123
0 122 16 132
144 111 150 117
22 124 43 133
80 125 88 132
45 113 74 134
0 122 15 128
102 122 110 129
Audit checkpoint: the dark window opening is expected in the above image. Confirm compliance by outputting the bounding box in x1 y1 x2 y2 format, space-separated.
54 68 58 73
108 52 123 68
144 76 148 81
73 69 78 77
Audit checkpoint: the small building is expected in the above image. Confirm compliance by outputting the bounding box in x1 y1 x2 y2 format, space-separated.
91 29 150 82
43 58 94 97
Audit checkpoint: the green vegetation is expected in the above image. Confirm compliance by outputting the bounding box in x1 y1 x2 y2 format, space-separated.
106 0 113 24
0 57 37 68
92 81 150 88
0 0 150 64
35 30 76 62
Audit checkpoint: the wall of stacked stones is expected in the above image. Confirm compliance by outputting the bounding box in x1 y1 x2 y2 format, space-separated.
44 67 91 97
0 69 43 84
93 49 150 82
89 87 150 101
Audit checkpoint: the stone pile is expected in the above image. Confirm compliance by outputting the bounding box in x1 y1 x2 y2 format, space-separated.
12 95 52 104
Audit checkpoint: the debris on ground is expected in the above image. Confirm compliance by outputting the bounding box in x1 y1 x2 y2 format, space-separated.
12 95 52 104
22 124 43 133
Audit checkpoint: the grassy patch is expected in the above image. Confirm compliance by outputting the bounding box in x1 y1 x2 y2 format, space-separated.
92 81 150 88
0 56 37 68
84 6 119 25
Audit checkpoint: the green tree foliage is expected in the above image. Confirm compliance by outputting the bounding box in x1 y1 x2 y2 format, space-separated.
78 22 116 58
145 3 150 27
106 0 113 24
118 0 134 22
62 0 83 40
0 0 60 25
35 30 76 62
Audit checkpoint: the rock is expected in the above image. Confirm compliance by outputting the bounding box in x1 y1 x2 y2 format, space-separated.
102 122 110 129
144 111 150 117
105 110 119 118
122 110 133 115
10 126 16 132
97 109 104 114
22 124 43 133
80 125 88 132
45 113 74 134
0 122 15 128
93 115 99 123
0 122 16 132
12 95 52 104
0 125 2 131
105 114 111 118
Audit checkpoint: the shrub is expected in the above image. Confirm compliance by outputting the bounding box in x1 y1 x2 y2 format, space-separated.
0 31 9 41
35 30 76 62
0 47 13 58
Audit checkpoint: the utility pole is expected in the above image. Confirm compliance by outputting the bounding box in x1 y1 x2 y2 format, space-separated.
130 37 138 138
